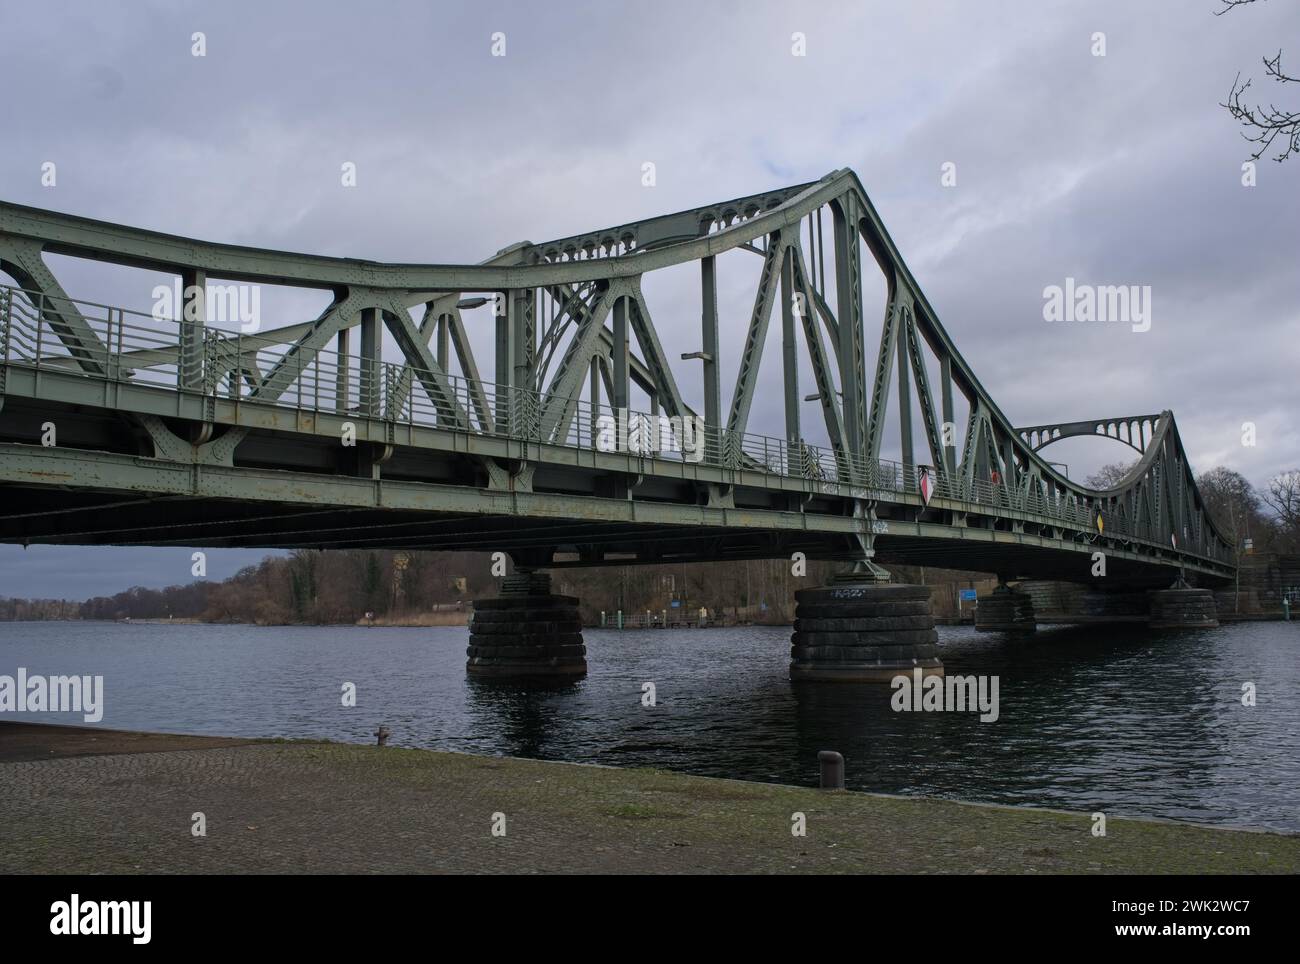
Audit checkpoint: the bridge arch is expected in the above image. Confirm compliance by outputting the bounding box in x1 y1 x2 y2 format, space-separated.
1016 415 1163 456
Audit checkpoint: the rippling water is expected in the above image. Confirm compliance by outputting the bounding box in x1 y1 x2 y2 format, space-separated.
2 620 1297 831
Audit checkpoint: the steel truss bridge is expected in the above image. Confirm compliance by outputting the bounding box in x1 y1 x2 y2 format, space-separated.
0 170 1233 588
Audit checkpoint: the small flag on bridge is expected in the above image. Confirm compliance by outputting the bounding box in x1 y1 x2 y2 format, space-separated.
919 466 935 506
1095 510 1105 534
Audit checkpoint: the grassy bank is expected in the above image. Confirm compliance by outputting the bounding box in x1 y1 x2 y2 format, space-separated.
0 723 1295 874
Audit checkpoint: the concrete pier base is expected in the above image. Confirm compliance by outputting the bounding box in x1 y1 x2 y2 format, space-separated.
468 571 588 678
1148 582 1219 630
790 577 942 682
975 583 1037 633
1079 590 1150 622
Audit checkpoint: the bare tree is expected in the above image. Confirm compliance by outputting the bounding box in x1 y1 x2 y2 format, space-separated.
1219 0 1300 161
1085 460 1137 490
1198 466 1263 542
1262 469 1300 549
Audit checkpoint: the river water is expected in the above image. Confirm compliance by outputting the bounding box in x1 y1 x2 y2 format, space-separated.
1 620 1296 831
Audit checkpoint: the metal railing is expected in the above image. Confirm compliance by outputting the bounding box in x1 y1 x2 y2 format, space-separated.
0 282 1231 564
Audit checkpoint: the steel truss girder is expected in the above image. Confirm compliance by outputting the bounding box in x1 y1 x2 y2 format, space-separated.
0 169 1236 571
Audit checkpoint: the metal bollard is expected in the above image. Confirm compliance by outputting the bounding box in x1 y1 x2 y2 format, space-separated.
818 750 845 790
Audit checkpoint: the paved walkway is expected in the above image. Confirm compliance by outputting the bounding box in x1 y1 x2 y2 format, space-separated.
1 723 1296 874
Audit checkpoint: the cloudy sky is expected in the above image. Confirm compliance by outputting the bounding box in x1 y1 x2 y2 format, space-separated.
1 0 1297 598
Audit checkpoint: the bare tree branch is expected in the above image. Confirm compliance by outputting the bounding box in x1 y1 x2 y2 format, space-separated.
1218 0 1300 161
1224 54 1300 161
1215 0 1262 17
1262 469 1300 533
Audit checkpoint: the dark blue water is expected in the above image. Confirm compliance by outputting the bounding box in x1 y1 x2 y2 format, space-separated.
1 620 1297 831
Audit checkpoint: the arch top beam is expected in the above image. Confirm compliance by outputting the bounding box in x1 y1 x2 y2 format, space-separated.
1016 414 1164 455
0 174 844 291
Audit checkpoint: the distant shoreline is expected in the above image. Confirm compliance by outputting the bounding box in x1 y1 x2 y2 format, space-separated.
0 615 802 629
0 613 472 628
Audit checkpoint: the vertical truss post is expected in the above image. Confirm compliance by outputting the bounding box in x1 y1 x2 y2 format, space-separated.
588 356 601 447
179 268 205 391
612 294 629 414
896 313 914 478
436 313 449 371
832 195 866 464
359 306 379 418
940 354 956 477
335 326 350 414
434 312 450 427
522 288 537 387
510 289 530 434
700 255 721 462
780 247 800 454
494 293 512 434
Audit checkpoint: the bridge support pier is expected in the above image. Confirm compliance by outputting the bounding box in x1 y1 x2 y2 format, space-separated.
975 581 1037 633
467 571 588 678
1148 579 1218 630
790 564 942 682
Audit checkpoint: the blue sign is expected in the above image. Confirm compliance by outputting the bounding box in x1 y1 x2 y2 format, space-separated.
959 589 978 602
670 599 680 608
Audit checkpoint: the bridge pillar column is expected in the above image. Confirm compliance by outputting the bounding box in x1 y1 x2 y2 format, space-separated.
974 581 1037 633
467 571 588 678
1148 579 1218 630
790 565 942 682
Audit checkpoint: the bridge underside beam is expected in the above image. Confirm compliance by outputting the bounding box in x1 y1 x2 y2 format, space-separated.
869 537 1190 589
0 442 1231 588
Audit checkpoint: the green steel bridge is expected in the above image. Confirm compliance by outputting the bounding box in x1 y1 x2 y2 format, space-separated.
0 170 1234 589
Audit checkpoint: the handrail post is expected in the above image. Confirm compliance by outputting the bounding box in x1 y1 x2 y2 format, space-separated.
34 292 45 373
0 288 10 369
105 309 116 382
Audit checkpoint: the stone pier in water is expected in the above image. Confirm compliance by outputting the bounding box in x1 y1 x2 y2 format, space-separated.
974 582 1037 633
790 570 942 682
468 571 587 678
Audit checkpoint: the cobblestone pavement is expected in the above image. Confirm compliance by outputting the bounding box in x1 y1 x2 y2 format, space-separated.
1 725 1296 874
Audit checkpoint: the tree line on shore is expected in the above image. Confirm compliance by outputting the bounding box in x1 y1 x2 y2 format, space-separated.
0 550 859 625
